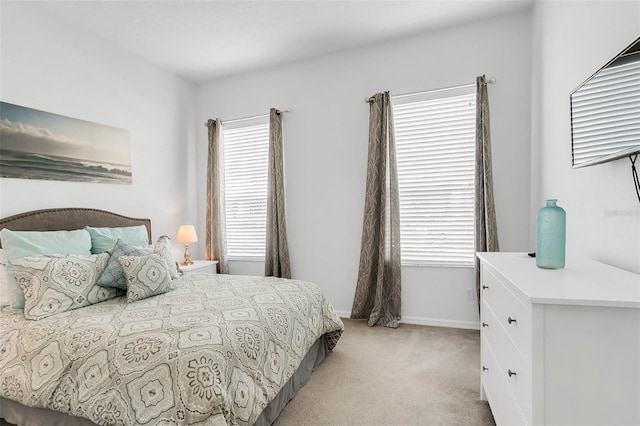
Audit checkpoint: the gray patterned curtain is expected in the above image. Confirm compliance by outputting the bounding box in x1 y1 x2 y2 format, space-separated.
205 118 229 274
351 92 402 328
264 108 291 278
475 76 499 309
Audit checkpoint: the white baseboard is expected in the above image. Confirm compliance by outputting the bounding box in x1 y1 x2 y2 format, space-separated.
335 310 480 330
400 315 480 330
335 310 352 319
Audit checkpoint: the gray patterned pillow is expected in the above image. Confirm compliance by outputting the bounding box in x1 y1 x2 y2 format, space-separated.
97 239 151 289
6 253 117 320
119 253 174 302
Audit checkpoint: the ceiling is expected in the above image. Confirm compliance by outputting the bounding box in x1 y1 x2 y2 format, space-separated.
32 0 534 83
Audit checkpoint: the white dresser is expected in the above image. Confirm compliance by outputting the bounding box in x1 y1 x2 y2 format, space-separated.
478 252 640 426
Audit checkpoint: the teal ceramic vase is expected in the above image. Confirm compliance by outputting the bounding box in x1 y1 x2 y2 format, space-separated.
536 199 566 269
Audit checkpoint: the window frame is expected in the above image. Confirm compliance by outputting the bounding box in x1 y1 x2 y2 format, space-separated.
392 85 476 268
222 115 270 261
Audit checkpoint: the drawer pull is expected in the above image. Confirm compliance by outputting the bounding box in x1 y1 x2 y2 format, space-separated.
482 366 489 371
482 285 489 290
507 316 517 324
508 369 517 377
482 322 489 328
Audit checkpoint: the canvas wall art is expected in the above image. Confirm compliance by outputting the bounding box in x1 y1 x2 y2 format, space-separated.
0 102 132 184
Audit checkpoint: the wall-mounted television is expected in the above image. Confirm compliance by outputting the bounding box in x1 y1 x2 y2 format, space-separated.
570 36 640 168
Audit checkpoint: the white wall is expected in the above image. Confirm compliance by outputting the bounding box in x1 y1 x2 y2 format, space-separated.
196 11 532 328
3 1 635 328
531 1 640 274
0 2 197 250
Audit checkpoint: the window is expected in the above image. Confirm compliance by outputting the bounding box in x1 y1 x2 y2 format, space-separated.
393 86 476 267
223 116 269 260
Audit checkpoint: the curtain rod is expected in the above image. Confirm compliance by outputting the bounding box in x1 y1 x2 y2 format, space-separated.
204 108 291 127
365 78 496 103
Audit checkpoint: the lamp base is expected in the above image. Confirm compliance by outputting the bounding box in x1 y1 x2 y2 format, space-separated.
181 243 193 266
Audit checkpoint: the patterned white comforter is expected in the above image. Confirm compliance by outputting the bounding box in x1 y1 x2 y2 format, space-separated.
0 274 344 425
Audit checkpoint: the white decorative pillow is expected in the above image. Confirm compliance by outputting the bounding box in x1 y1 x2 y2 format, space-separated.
154 235 180 279
119 253 174 302
0 249 9 306
6 253 117 320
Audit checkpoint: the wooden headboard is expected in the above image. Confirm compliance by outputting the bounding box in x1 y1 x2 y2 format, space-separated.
0 208 152 247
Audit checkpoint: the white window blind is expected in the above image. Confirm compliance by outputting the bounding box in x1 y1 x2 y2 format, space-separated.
223 116 269 260
393 86 476 267
571 59 640 167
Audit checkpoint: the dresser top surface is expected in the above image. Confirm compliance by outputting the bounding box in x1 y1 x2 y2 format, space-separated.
478 252 640 308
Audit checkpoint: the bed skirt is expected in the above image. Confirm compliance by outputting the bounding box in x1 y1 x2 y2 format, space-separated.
0 335 328 426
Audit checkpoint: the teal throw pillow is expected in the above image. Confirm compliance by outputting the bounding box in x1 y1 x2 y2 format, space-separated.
85 225 149 254
0 228 92 259
96 239 151 290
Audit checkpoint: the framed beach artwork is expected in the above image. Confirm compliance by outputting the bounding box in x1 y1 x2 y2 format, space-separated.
0 102 132 184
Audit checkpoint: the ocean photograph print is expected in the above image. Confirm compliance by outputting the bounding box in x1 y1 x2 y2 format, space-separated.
0 102 132 184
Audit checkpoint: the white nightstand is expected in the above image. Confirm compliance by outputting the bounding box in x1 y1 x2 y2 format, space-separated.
178 260 218 275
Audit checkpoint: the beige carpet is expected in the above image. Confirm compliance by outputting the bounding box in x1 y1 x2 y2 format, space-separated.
0 319 495 426
274 318 496 426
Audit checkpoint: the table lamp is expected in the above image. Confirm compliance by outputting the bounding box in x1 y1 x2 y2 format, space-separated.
176 225 198 265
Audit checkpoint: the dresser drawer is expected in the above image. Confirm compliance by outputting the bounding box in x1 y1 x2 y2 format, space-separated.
481 334 528 426
481 265 532 361
179 260 218 275
482 299 532 421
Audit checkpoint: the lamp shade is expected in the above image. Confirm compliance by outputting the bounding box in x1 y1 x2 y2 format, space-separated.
176 225 198 243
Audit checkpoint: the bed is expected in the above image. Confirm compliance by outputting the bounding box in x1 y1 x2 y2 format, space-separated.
0 208 344 426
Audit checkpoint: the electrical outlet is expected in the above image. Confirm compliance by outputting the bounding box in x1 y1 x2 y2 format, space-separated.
465 288 474 300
